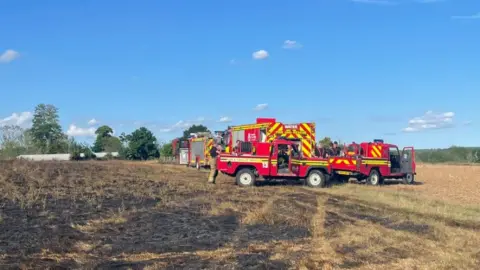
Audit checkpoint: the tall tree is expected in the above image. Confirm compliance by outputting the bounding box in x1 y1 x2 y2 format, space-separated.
29 104 68 154
0 125 27 158
182 124 210 139
91 125 122 152
122 127 160 160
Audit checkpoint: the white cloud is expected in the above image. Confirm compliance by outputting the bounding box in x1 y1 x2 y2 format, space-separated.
351 0 397 5
252 50 269 60
0 111 33 127
88 118 99 125
282 40 302 49
402 111 457 132
253 103 268 111
218 116 232 123
159 117 206 133
0 49 20 63
66 124 96 137
451 12 480 20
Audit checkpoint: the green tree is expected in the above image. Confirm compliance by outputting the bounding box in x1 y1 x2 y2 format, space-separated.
0 125 27 158
319 136 332 147
91 125 122 152
182 124 210 139
29 104 68 154
160 142 173 156
68 137 96 160
122 127 160 160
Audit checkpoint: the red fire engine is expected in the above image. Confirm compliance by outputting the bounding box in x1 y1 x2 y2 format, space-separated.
329 139 416 185
187 132 216 170
217 137 331 187
221 118 316 158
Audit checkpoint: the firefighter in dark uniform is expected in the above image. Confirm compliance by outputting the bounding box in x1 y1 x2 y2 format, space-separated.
331 141 341 156
207 143 221 184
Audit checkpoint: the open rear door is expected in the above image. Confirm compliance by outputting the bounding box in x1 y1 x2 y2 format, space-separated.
401 147 415 174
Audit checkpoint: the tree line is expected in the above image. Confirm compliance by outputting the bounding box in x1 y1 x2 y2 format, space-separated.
1 103 478 163
0 104 171 160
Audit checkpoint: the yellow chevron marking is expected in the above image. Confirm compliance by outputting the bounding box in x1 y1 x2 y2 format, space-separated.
372 145 382 157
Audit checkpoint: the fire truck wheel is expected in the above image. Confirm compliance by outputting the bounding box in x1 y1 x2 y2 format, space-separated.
306 170 326 188
403 173 415 185
236 168 256 187
367 169 382 186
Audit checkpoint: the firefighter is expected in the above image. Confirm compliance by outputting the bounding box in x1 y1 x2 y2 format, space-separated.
331 141 341 156
207 143 221 184
316 142 326 158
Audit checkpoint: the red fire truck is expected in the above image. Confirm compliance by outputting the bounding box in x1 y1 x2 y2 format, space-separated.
221 118 316 158
329 139 416 185
217 137 331 187
187 132 215 170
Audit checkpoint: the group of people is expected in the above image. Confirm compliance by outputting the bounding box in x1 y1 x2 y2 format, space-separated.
315 141 342 158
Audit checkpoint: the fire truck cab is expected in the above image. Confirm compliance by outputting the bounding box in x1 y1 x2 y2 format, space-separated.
331 139 416 185
217 137 331 188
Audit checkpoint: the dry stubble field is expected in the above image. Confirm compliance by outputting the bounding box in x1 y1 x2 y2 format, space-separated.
0 160 479 270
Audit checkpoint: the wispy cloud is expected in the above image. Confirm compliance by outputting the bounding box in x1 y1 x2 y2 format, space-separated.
451 12 480 20
0 49 20 63
351 0 397 5
403 111 457 132
66 124 96 137
282 40 302 49
159 117 206 133
88 118 99 126
253 103 268 111
252 50 269 60
0 111 32 127
218 116 232 123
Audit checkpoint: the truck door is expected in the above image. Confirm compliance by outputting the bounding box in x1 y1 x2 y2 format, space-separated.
179 148 189 165
400 147 415 173
276 143 294 175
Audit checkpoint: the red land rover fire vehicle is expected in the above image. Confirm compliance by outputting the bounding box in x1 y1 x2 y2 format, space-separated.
329 139 416 185
217 137 331 188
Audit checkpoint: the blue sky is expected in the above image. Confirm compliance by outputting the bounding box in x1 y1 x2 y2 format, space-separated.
0 0 479 148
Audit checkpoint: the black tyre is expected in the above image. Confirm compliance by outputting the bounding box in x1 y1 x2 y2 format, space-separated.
367 169 382 186
236 168 256 187
403 173 415 185
306 170 326 188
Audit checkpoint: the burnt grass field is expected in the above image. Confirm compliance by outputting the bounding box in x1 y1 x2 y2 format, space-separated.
1 160 480 269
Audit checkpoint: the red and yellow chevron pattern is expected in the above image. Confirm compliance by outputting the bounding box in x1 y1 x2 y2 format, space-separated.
266 122 285 142
205 139 214 158
370 144 383 158
283 123 315 157
329 158 357 165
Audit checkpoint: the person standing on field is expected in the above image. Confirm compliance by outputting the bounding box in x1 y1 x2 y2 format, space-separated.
208 143 221 184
